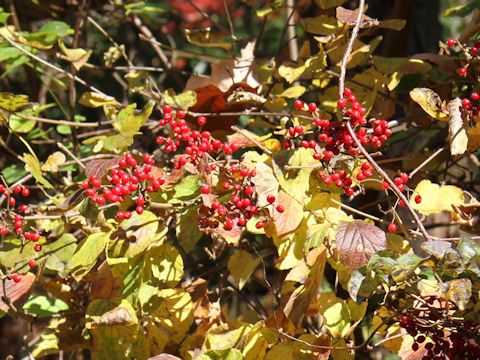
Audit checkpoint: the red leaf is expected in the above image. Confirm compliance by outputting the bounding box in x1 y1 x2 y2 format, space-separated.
0 273 36 313
335 220 386 273
85 157 121 179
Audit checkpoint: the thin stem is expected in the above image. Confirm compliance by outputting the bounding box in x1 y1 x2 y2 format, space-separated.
231 125 272 155
6 110 114 128
409 146 445 178
330 198 387 224
57 142 86 170
0 34 113 99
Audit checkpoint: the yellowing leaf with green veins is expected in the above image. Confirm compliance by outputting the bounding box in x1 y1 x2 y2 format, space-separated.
164 90 197 109
0 92 29 112
409 88 448 121
152 288 194 343
24 153 53 188
71 231 110 281
31 333 59 358
91 324 149 360
41 151 66 172
410 180 464 215
228 250 261 290
323 301 351 337
79 92 118 108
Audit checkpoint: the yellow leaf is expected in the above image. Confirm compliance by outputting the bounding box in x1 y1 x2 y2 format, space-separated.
184 27 231 50
59 41 92 70
41 151 66 172
79 92 119 108
409 87 449 121
24 153 53 188
86 298 137 329
468 118 480 152
279 85 306 98
304 15 342 35
449 97 468 156
275 218 308 270
228 250 261 290
163 90 197 109
410 179 464 215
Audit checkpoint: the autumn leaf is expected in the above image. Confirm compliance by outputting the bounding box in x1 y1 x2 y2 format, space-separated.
410 180 464 215
335 220 387 273
409 87 448 121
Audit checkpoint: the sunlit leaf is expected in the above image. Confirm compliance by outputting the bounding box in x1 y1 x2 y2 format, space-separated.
86 298 138 328
164 90 197 109
228 250 261 290
335 220 387 273
79 92 119 108
41 151 66 172
409 88 448 121
410 180 464 215
440 278 472 310
23 295 69 317
0 92 29 112
0 272 35 313
24 153 53 188
256 0 284 17
71 231 109 281
185 27 231 50
323 301 351 337
391 254 423 283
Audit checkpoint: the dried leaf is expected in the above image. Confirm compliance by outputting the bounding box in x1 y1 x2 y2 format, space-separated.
41 151 66 172
251 162 279 208
421 240 452 258
335 220 387 273
0 272 35 313
448 97 468 156
409 88 449 121
440 278 472 311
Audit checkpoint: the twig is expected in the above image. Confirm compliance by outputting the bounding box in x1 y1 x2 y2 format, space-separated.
184 0 233 38
222 0 237 54
286 0 298 61
87 15 133 67
336 0 432 242
330 198 387 224
57 142 86 170
409 146 445 178
0 34 113 100
231 125 272 155
133 16 172 70
7 111 114 128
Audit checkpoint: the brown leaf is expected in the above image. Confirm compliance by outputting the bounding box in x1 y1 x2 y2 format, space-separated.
272 190 303 238
89 260 121 300
0 272 36 313
57 189 85 211
85 157 121 179
182 278 211 319
335 220 386 273
336 6 376 27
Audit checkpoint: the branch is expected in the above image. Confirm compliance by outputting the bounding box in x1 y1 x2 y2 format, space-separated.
231 125 272 155
0 34 114 100
336 0 432 242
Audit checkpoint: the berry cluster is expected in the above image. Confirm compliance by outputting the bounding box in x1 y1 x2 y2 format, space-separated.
399 299 480 359
156 105 240 168
447 38 480 77
287 89 393 195
81 153 164 218
198 165 284 232
0 184 39 283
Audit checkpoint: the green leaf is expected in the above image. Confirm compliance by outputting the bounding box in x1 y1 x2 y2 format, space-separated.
0 92 29 112
323 301 351 337
457 235 480 262
443 0 480 16
1 163 27 184
70 231 109 281
198 349 243 360
23 152 53 188
172 175 201 200
176 206 203 252
23 295 69 317
44 233 77 274
391 254 422 283
108 210 163 258
163 90 197 109
9 115 36 133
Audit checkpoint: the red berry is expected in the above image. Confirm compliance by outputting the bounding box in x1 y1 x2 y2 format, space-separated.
337 98 348 109
308 102 317 112
29 259 37 269
34 244 42 252
32 233 40 242
398 200 406 207
388 223 397 233
256 221 265 229
12 274 21 283
381 181 390 189
117 211 125 220
238 217 246 226
361 162 371 171
136 196 145 206
1 227 8 235
446 38 455 47
345 187 354 196
462 98 471 107
9 197 15 206
472 92 480 100
223 182 230 190
13 185 22 193
201 185 211 194
124 211 132 219
459 67 467 76
276 205 284 213
394 177 403 185
294 99 303 110
344 88 352 97
245 186 255 195
294 125 303 134
136 206 144 214
414 195 422 204
400 173 409 183
267 195 275 204
197 116 206 126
